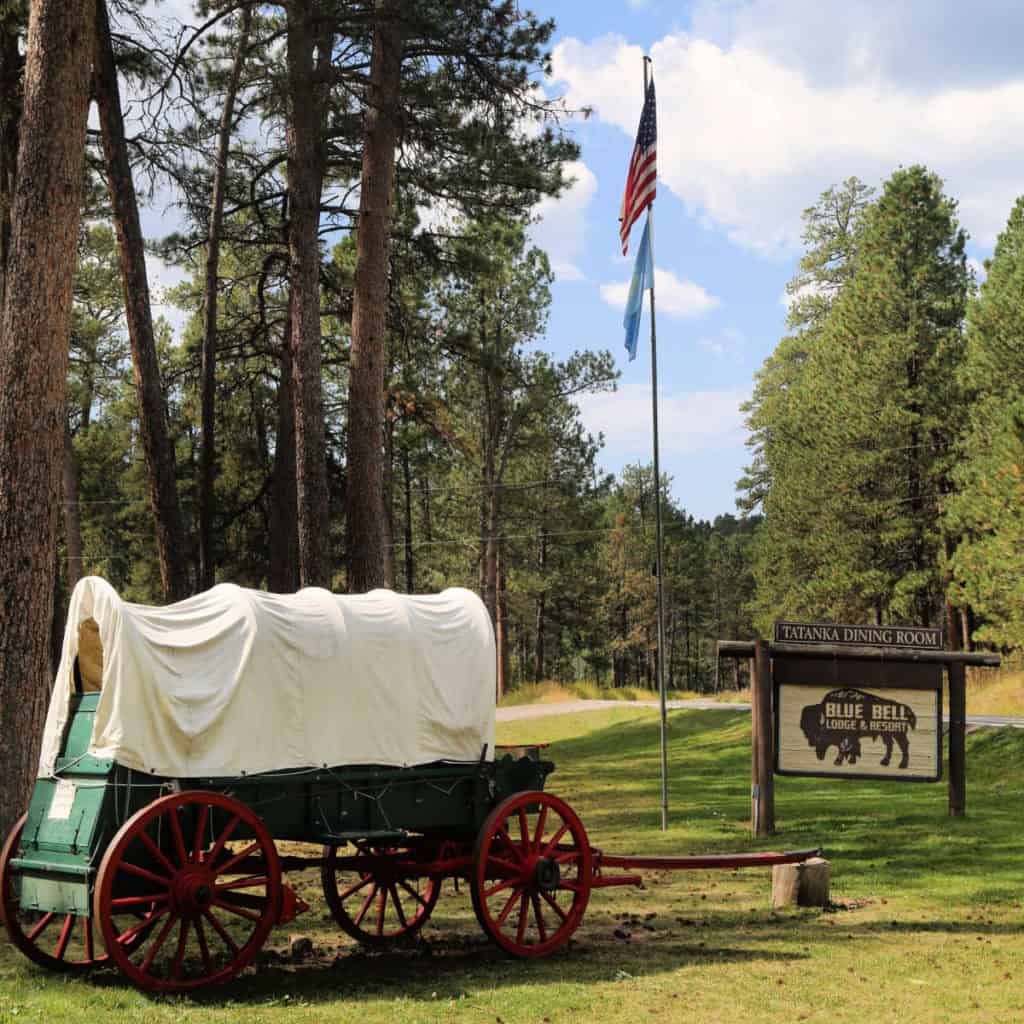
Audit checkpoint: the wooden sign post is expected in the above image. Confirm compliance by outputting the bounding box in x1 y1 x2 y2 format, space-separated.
719 627 1000 835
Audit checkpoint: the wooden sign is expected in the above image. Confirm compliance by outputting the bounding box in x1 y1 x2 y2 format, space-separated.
775 683 941 782
775 621 943 650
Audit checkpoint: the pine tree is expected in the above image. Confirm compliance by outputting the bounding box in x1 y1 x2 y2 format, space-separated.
946 198 1024 650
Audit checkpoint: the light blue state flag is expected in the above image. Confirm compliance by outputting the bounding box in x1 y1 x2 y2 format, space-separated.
623 218 653 361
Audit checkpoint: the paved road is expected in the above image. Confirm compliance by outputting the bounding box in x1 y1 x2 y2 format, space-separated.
496 698 1024 730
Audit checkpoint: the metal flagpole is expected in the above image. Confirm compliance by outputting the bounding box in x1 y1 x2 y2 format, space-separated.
643 55 670 832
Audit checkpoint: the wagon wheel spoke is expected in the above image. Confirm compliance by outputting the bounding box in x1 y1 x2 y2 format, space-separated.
192 803 210 863
140 912 179 974
213 897 262 923
119 860 173 889
353 884 378 927
170 919 190 979
484 877 519 900
389 884 408 929
194 916 213 974
114 906 169 947
215 874 271 893
495 888 522 927
27 912 55 943
532 806 548 854
53 914 75 961
336 874 374 903
397 879 430 909
375 885 388 937
517 807 530 847
213 841 260 878
540 889 568 922
495 825 525 863
137 829 177 879
202 908 239 955
207 815 241 865
540 823 570 860
485 853 521 875
168 808 189 867
111 893 169 909
515 893 529 945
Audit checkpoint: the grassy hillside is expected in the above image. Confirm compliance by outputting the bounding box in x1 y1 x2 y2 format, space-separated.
2 707 1023 1023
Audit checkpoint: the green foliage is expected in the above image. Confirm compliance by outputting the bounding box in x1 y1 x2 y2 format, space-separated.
744 167 969 631
946 198 1024 650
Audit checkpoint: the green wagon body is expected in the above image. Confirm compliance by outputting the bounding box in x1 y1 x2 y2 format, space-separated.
13 693 552 923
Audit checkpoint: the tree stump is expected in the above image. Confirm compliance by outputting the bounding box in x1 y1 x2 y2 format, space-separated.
771 857 831 908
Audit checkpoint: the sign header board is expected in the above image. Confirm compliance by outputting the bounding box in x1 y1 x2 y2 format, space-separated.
774 621 943 651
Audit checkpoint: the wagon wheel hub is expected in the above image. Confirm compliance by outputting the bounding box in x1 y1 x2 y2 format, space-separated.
171 868 216 917
533 856 561 892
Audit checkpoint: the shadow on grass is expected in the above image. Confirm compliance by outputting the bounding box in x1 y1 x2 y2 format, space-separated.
78 933 810 1007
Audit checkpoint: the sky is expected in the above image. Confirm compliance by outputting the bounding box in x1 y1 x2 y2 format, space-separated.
140 0 1023 522
526 0 1019 521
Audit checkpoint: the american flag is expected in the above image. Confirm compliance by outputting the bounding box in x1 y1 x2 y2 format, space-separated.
618 77 657 255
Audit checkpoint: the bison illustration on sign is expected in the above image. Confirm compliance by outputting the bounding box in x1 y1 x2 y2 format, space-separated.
799 687 917 769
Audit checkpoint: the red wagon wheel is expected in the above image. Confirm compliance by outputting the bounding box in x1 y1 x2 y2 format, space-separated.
471 791 592 958
94 790 282 992
0 814 107 972
321 841 440 947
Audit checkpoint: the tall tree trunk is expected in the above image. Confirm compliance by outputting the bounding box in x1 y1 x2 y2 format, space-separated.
0 11 21 315
496 546 510 700
401 447 414 592
287 0 331 588
382 409 396 588
94 0 188 602
0 0 94 839
269 292 300 592
960 606 973 652
199 6 251 590
63 425 84 588
534 528 547 681
347 0 403 593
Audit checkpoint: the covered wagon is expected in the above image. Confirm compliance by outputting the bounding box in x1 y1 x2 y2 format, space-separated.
2 576 583 990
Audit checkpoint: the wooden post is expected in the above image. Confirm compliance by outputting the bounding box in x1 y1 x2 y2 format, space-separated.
948 661 966 817
749 652 759 834
751 638 775 835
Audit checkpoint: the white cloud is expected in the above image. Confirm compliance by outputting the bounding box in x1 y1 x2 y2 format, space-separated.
600 268 720 318
968 256 987 284
551 28 1024 253
698 326 745 363
577 384 749 456
531 160 598 282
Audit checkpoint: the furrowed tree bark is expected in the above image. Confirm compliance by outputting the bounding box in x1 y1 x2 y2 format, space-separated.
286 0 331 588
199 6 251 590
0 11 21 314
94 0 188 602
0 0 94 840
347 0 403 593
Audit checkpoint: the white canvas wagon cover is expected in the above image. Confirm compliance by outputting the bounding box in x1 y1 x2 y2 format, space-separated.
39 576 496 779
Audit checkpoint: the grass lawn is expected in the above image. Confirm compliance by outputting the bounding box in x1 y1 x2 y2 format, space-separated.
3 706 1024 1023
